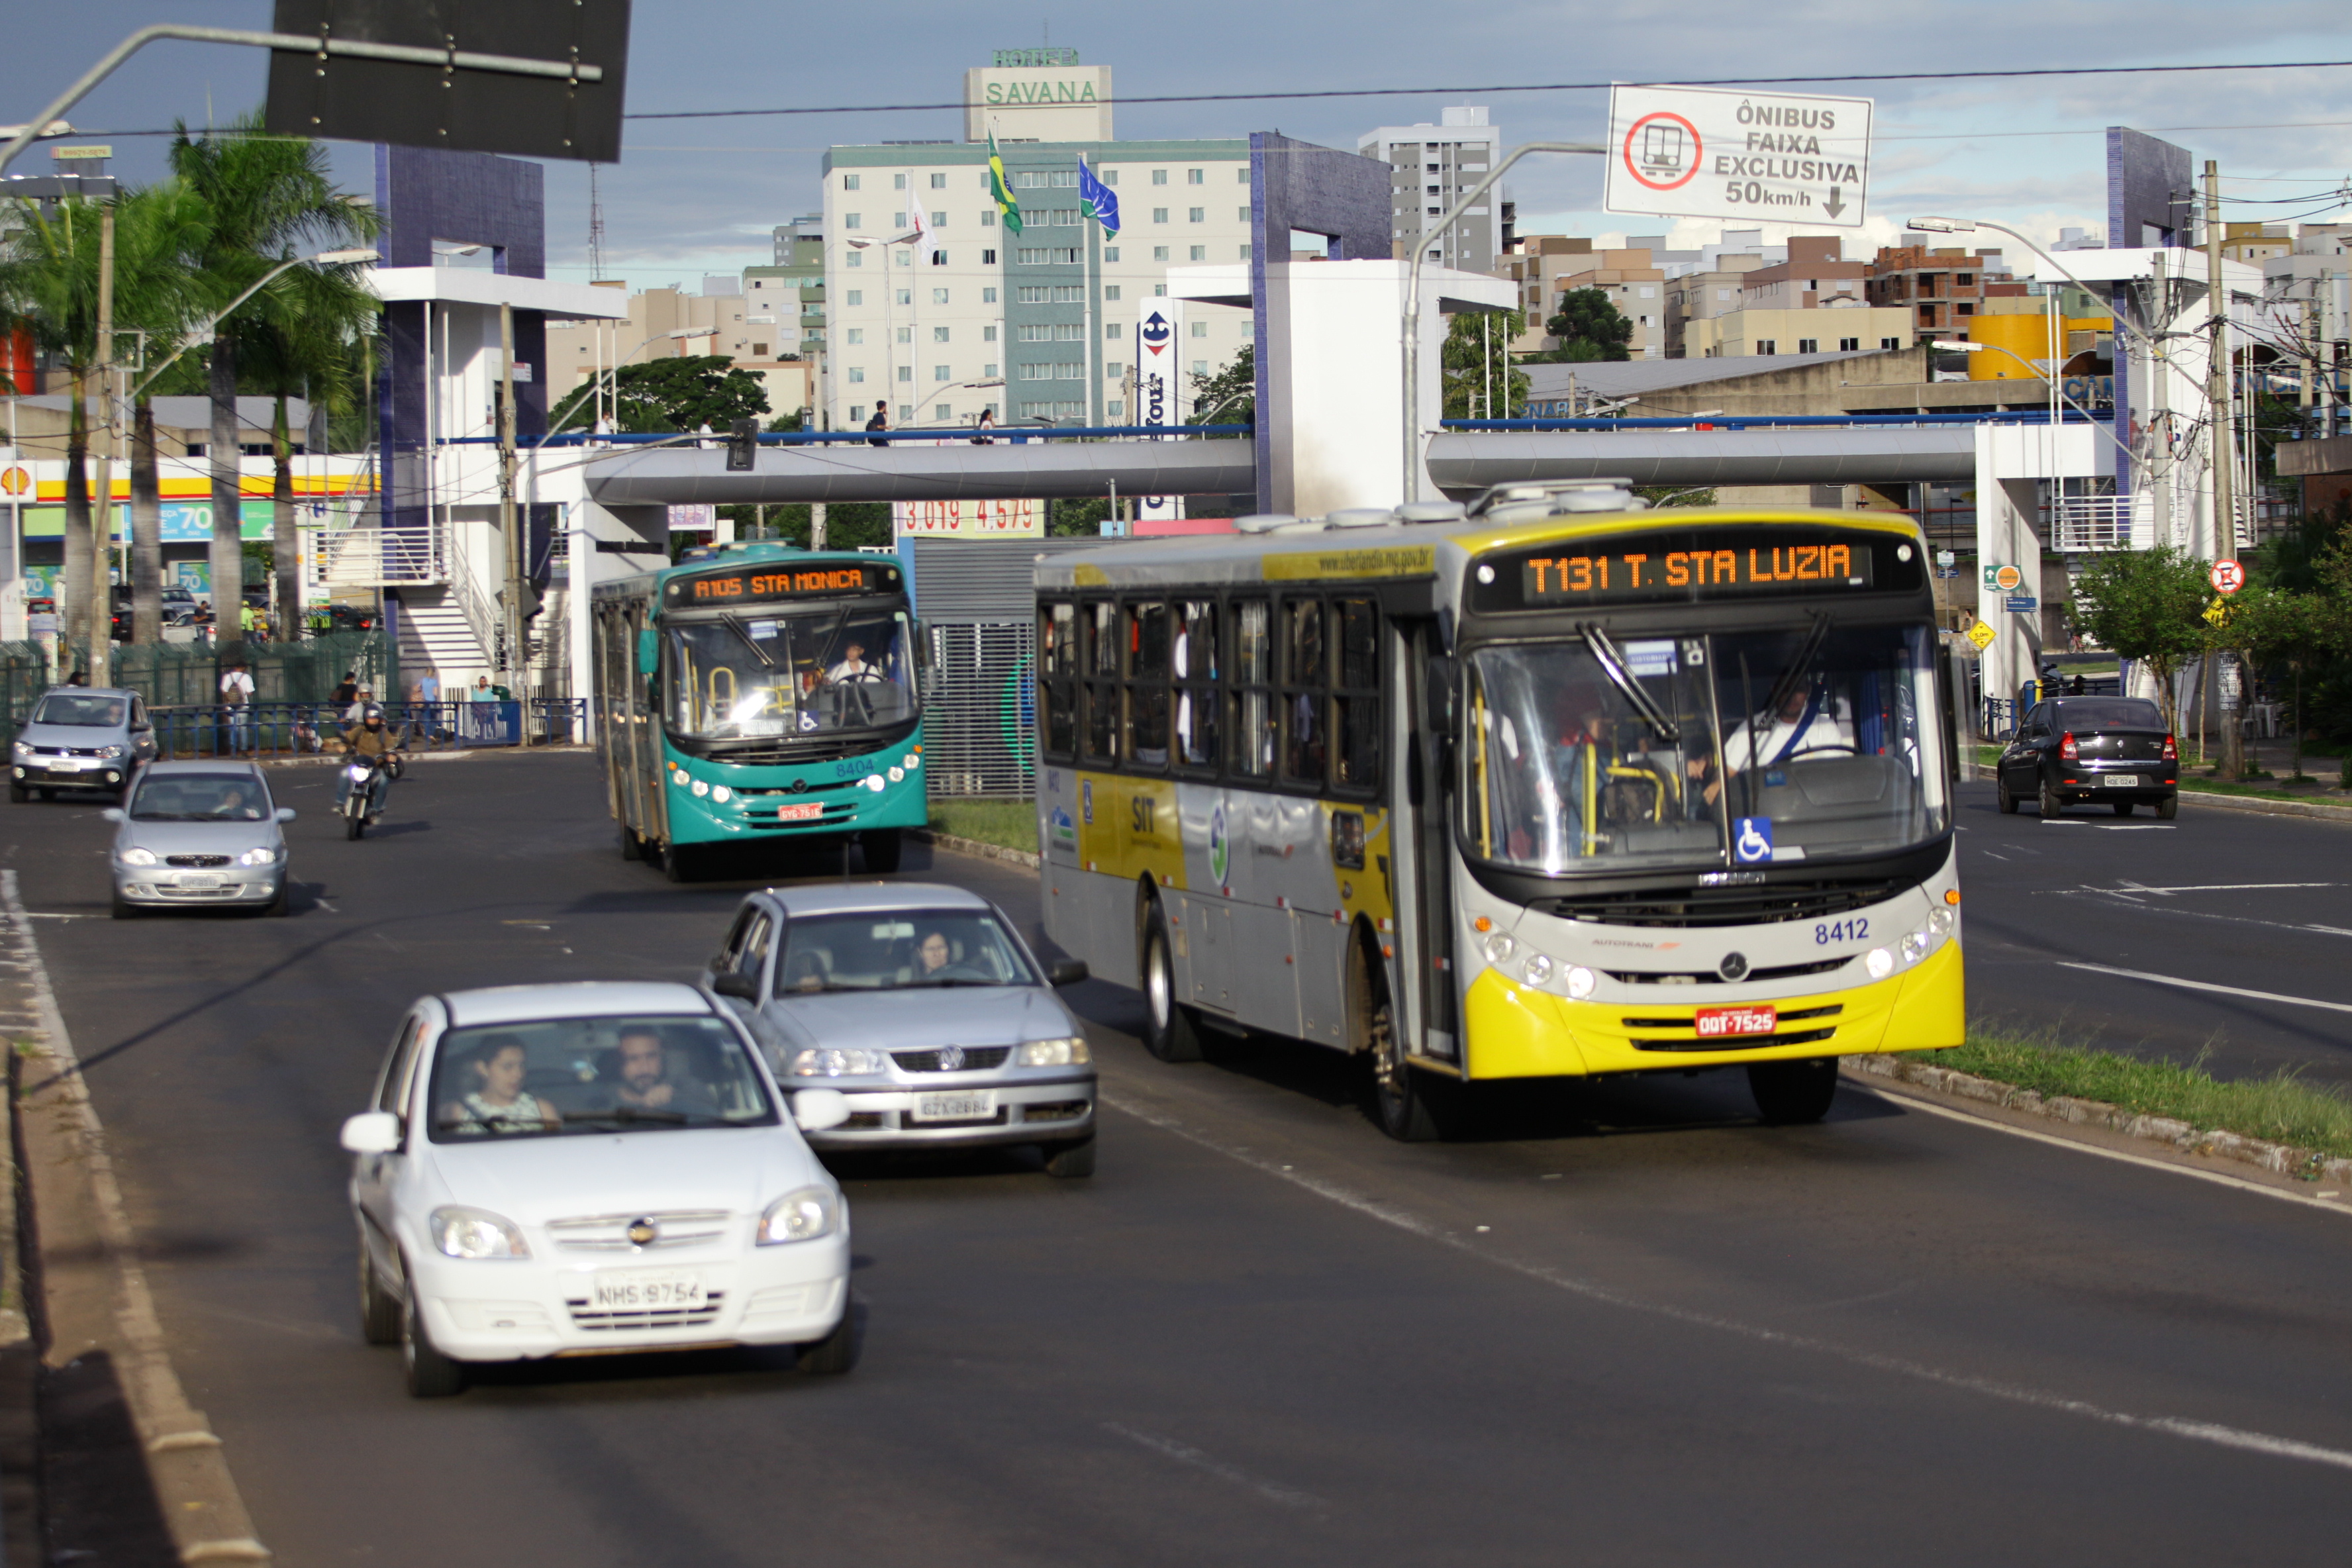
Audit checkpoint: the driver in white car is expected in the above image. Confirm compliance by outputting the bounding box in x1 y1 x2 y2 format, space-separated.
1697 681 1855 805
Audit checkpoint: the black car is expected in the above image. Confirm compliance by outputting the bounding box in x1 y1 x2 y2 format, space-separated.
1996 696 2178 818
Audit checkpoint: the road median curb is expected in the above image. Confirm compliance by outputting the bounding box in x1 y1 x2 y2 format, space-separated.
910 827 1042 869
1844 1051 2352 1185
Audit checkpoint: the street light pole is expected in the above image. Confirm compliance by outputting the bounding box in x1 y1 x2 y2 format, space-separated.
87 201 115 685
1402 142 1603 503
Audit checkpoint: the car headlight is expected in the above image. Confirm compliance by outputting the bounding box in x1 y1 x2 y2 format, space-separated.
1564 964 1597 1000
1522 953 1554 987
788 1046 889 1077
117 846 159 867
1865 947 1895 980
1016 1036 1092 1067
429 1206 530 1259
1481 931 1517 966
759 1185 840 1245
238 846 279 866
9 742 28 757
95 745 122 760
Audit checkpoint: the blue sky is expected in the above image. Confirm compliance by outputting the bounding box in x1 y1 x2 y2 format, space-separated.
9 2 2351 287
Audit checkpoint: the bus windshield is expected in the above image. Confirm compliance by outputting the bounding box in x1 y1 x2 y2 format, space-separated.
1463 621 1946 873
667 605 915 741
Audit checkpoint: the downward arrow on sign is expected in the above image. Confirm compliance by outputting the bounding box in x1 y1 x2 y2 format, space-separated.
1823 187 1845 219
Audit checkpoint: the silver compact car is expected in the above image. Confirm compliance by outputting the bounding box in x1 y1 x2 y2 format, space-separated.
11 686 157 801
704 883 1098 1177
104 760 295 917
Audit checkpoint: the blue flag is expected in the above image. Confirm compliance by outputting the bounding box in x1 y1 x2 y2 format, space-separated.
1078 155 1120 238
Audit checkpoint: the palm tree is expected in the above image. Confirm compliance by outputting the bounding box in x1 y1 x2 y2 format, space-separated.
0 197 104 656
109 183 211 645
242 262 381 633
170 111 377 653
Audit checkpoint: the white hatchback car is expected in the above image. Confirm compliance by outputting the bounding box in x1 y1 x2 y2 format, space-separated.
339 981 857 1398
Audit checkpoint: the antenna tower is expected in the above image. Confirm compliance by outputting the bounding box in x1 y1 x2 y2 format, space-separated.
587 162 607 279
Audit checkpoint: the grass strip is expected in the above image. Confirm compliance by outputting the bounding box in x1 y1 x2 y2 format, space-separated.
1934 1026 2352 1162
926 799 1039 855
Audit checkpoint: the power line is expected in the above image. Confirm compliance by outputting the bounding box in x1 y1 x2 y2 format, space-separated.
620 58 2352 122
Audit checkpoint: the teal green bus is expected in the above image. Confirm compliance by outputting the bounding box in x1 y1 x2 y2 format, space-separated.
591 543 929 879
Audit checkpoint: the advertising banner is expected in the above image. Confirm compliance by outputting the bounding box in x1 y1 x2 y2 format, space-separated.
1134 300 1187 523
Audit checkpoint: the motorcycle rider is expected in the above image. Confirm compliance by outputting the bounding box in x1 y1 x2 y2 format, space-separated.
336 704 399 822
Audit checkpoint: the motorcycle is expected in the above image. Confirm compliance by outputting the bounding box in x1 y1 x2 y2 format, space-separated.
340 755 389 839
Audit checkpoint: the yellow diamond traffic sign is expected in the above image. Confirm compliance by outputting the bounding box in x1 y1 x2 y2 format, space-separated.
1966 620 1997 650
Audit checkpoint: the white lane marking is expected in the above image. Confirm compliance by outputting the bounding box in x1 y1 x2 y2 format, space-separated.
1100 1090 2352 1476
2055 961 2352 1016
2113 883 2340 895
2100 824 2175 830
1101 1422 1324 1509
23 912 95 920
1866 1085 2352 1221
1980 851 2012 862
2308 926 2352 938
2040 819 2088 826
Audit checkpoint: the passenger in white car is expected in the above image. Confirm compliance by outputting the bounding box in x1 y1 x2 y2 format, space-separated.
440 1034 562 1134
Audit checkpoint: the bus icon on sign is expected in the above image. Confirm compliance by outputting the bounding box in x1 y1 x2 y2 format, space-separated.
1622 111 1702 191
1640 122 1686 173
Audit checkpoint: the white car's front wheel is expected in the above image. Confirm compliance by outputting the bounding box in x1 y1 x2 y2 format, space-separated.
401 1273 466 1398
795 1304 861 1375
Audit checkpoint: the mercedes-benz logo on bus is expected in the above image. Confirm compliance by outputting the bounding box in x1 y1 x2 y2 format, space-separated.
788 778 809 793
1718 952 1749 981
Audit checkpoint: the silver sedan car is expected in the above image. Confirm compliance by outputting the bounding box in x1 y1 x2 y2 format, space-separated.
104 760 295 917
10 686 158 801
703 883 1098 1176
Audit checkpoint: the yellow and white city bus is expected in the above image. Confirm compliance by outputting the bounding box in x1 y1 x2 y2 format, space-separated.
1033 483 1964 1140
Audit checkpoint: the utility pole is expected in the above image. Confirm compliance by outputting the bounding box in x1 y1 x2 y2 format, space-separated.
498 303 522 695
2202 160 2243 779
810 501 827 552
88 199 115 687
2150 254 2172 552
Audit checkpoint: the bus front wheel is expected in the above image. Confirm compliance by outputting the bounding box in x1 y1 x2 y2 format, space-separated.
1140 912 1203 1063
663 842 699 883
860 828 903 874
1748 1057 1839 1124
1358 946 1445 1141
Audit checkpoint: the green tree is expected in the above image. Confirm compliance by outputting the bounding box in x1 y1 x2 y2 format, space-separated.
2200 583 2319 779
0 195 108 652
2066 544 2210 736
564 355 768 435
1527 286 1633 363
1186 346 1253 434
1441 310 1530 419
170 111 377 650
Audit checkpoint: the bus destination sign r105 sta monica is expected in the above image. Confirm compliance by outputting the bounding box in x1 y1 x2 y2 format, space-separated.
1470 526 1920 612
664 562 898 607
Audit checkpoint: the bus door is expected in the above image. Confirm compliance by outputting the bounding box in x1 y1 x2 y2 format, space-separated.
1396 618 1460 1065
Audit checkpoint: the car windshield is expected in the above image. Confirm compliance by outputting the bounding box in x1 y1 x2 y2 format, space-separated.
2048 698 2163 730
773 909 1034 993
1463 621 1947 873
128 773 270 822
33 694 124 727
667 605 915 741
426 1015 777 1141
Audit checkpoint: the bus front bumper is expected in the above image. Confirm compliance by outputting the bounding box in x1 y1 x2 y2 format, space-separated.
1461 940 1963 1079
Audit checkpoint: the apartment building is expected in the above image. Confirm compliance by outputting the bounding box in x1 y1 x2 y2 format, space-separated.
1680 235 1911 358
2221 222 2294 266
1499 242 1671 358
1360 106 1503 272
820 137 1256 430
1865 242 2011 340
1665 254 1768 356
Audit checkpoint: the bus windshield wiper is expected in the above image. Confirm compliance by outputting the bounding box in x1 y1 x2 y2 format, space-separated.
1762 612 1832 720
720 612 778 669
1579 625 1680 743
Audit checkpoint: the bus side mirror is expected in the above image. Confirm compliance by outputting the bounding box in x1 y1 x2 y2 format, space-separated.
1425 656 1459 738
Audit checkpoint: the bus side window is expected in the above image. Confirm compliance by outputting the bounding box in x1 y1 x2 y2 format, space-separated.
1175 599 1219 769
1281 597 1328 785
1083 601 1120 763
1127 601 1172 769
1332 597 1380 793
1227 599 1273 778
1040 602 1077 759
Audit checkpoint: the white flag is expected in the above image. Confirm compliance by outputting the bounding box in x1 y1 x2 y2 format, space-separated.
908 191 939 262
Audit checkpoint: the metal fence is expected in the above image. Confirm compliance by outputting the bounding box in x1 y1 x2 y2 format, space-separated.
47 632 396 710
924 622 1036 798
142 698 586 759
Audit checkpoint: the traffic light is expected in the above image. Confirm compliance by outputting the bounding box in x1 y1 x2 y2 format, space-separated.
726 417 758 471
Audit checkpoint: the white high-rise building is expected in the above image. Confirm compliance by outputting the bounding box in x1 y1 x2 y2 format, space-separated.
1359 106 1504 271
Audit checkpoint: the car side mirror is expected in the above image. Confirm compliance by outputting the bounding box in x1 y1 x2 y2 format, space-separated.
712 971 759 1001
791 1088 850 1132
1047 957 1089 987
339 1111 403 1153
101 807 124 823
275 807 297 823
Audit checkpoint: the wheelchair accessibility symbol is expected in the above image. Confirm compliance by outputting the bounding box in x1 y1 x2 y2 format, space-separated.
1734 816 1774 865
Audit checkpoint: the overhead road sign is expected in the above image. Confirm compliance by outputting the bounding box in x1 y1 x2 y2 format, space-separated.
2210 558 2245 595
1983 563 2023 592
1605 83 1872 228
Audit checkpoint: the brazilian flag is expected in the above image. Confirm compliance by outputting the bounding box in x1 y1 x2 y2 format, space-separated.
988 130 1023 236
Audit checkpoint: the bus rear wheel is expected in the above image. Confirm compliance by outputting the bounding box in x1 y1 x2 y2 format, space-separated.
860 828 903 874
1140 912 1202 1063
1748 1057 1840 1124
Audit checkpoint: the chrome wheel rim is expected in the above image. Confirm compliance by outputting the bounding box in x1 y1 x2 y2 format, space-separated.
1147 936 1172 1030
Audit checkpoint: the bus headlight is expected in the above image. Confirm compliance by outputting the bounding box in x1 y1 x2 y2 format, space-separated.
1865 947 1895 980
1481 932 1516 966
865 774 886 793
1522 953 1554 987
1564 965 1596 1000
1900 927 1931 964
710 785 732 803
692 778 710 797
1927 905 1956 937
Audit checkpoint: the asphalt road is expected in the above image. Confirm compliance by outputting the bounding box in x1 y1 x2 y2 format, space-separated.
1954 781 2352 1086
12 754 2352 1565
